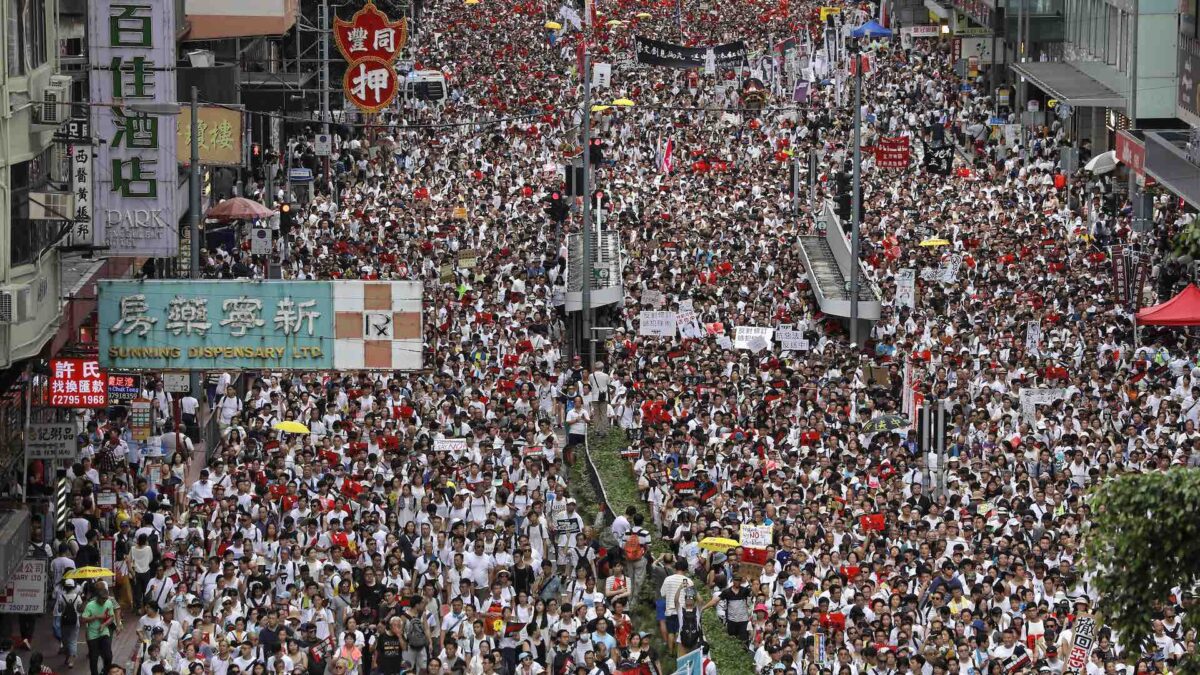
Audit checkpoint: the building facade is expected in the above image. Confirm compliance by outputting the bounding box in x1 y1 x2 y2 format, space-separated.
0 0 66 595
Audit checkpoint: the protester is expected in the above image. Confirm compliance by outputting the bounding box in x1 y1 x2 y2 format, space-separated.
49 0 1199 674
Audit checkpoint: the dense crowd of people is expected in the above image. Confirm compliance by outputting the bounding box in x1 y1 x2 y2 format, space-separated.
29 0 1200 673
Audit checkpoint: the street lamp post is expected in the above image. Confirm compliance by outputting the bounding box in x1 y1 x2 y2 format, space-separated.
581 52 594 367
189 86 202 398
849 47 863 347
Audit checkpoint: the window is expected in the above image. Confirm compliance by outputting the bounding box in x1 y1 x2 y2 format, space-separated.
10 148 61 267
6 0 47 77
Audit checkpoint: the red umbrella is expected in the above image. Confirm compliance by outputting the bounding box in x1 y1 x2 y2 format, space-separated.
205 197 274 222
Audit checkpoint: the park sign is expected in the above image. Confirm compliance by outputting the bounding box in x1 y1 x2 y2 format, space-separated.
88 0 179 256
334 0 407 113
99 280 423 371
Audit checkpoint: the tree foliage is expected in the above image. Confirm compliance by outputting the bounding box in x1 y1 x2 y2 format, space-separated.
1084 469 1200 674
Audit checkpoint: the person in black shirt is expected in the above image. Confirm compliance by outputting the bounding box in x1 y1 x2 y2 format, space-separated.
76 530 102 567
373 617 405 675
258 610 285 654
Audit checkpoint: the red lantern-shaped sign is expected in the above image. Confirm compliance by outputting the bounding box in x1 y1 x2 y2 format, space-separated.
335 0 407 114
333 0 408 63
343 57 399 113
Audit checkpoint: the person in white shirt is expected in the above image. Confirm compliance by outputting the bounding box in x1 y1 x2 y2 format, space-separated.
216 386 243 430
564 395 590 464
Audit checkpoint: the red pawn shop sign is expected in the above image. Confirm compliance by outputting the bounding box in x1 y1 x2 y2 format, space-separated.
344 57 399 113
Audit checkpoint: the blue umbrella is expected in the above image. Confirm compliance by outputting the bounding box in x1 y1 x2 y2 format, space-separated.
851 20 893 38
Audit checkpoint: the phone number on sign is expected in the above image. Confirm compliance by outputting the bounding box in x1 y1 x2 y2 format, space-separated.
50 394 107 407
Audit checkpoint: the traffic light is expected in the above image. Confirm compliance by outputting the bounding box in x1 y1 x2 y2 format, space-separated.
544 192 568 223
835 172 852 221
589 138 605 165
564 163 585 197
592 190 610 211
252 143 261 158
279 202 295 238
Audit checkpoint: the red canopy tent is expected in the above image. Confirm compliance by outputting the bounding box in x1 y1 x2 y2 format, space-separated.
1136 284 1200 326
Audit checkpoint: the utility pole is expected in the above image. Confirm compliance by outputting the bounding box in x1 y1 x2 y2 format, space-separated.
321 0 335 209
581 52 594 367
1016 0 1026 165
189 86 202 398
849 49 863 347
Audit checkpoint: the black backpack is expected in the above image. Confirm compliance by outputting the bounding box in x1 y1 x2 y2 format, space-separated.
62 596 79 625
679 607 702 649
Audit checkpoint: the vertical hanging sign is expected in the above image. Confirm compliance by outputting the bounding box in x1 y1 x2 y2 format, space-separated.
68 118 94 246
88 0 180 256
334 0 408 113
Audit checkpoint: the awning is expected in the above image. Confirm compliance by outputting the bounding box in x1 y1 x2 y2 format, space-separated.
184 13 297 40
1010 61 1126 108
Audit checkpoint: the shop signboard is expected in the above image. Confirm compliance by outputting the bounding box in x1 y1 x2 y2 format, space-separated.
88 0 180 255
99 280 424 371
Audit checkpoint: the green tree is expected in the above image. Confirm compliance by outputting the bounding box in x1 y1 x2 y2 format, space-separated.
1084 469 1200 673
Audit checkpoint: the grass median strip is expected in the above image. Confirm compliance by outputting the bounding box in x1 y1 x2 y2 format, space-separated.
586 429 755 674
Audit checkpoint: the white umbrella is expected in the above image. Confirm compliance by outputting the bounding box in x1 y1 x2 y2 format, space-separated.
1084 150 1119 174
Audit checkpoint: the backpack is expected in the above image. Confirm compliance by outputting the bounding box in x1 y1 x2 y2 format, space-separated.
623 531 645 562
405 617 428 649
679 607 702 649
62 595 79 625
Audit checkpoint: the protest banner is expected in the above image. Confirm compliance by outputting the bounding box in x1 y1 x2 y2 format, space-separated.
739 523 773 549
434 438 469 453
776 329 809 351
733 326 774 349
638 311 678 337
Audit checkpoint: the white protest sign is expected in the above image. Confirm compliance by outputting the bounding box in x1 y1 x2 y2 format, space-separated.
676 299 702 337
639 311 678 337
1025 321 1043 353
592 62 612 88
776 329 809 351
642 289 666 308
716 335 733 350
895 268 916 308
734 326 774 349
748 335 771 353
739 524 774 550
434 438 469 454
1019 388 1067 422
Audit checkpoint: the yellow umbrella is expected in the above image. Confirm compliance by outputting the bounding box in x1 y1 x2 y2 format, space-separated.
65 566 115 580
607 19 625 26
698 537 740 552
635 12 652 18
591 104 612 112
544 20 562 29
273 420 311 434
919 238 951 247
611 98 635 107
465 0 479 4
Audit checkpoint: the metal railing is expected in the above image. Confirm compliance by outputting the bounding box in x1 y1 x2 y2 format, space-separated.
200 372 249 463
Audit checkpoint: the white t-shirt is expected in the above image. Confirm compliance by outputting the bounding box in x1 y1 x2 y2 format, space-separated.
566 408 589 435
